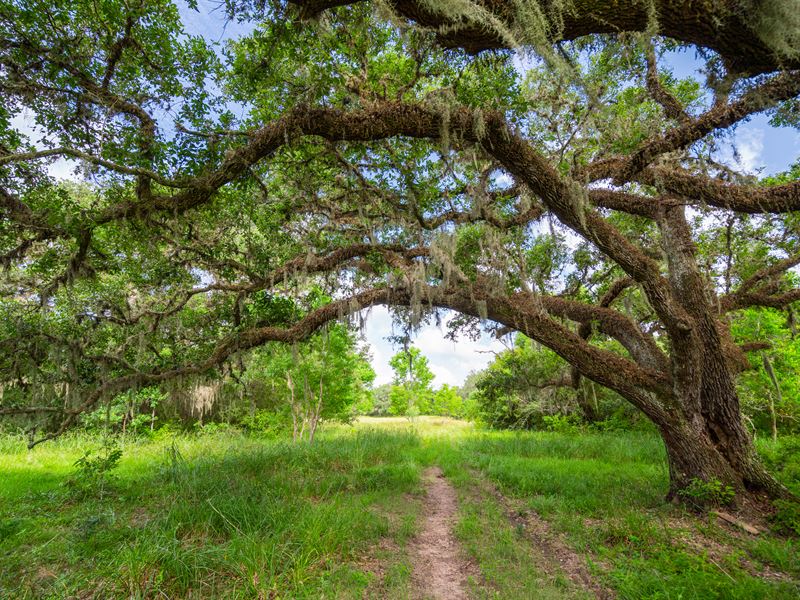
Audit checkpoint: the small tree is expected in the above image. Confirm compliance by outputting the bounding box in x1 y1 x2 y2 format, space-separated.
369 384 393 416
389 347 435 415
431 384 464 417
248 323 374 442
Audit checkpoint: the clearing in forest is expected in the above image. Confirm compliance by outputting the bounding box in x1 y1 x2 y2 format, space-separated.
0 417 798 599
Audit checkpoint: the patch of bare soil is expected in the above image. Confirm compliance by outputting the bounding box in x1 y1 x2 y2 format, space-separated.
474 473 614 600
409 467 479 600
358 537 398 577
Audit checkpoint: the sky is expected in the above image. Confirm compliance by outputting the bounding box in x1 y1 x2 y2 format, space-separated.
357 306 510 386
15 1 800 388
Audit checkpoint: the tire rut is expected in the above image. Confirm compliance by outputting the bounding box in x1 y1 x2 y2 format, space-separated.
470 469 614 599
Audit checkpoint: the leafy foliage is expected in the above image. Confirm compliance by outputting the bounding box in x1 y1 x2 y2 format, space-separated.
65 439 123 499
771 500 800 536
677 478 736 508
473 335 643 430
1 0 799 505
387 347 435 415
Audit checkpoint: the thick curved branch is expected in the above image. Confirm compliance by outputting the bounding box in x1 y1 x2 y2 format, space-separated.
722 288 800 311
645 42 689 123
105 242 429 327
290 0 798 75
719 253 800 311
641 167 800 214
24 286 397 447
537 293 669 373
19 273 673 445
94 102 446 222
0 148 189 188
474 110 695 340
584 71 800 183
739 253 800 294
422 283 671 423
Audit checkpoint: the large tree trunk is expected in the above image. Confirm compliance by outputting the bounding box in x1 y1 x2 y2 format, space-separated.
645 204 789 504
658 417 737 501
652 385 786 504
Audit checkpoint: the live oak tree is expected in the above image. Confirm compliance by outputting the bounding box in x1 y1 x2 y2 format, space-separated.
1 0 800 505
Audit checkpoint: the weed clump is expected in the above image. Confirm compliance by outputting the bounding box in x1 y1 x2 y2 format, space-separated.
65 439 122 499
771 499 800 536
677 477 735 508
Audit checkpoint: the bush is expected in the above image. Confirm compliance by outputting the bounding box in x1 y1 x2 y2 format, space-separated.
148 422 183 441
239 408 290 437
79 386 164 434
677 477 735 507
193 421 239 436
771 500 800 536
758 435 800 494
65 439 122 499
542 414 582 434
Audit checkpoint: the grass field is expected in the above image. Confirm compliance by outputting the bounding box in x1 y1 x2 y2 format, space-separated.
1 417 798 599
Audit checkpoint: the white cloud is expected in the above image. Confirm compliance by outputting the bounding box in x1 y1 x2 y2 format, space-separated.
735 128 765 174
717 125 765 175
360 306 507 388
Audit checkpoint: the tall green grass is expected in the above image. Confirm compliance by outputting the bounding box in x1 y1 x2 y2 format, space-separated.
0 429 422 598
1 419 798 599
447 429 799 600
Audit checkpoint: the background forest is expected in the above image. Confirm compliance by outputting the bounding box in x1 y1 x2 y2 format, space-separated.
5 303 798 442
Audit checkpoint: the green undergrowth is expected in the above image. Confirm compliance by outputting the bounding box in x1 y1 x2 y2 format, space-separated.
450 430 800 599
0 429 423 598
1 419 798 599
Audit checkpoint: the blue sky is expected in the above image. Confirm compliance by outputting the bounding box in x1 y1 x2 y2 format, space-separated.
18 1 800 388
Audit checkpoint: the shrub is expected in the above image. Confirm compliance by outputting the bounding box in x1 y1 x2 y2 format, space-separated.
771 500 800 536
239 408 290 437
65 439 122 499
193 421 239 436
758 435 800 495
542 414 582 434
677 477 735 507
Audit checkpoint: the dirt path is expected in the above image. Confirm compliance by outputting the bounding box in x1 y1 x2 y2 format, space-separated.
409 466 477 600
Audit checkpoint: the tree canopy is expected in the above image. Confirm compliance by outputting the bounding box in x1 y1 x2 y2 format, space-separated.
1 0 799 503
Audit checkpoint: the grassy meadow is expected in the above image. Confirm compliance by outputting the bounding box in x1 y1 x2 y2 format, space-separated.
0 417 798 599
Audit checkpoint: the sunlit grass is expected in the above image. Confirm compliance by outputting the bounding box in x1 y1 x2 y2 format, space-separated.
1 418 797 599
0 428 423 598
